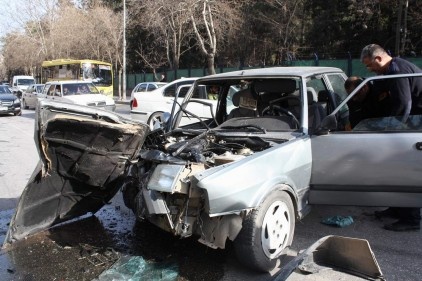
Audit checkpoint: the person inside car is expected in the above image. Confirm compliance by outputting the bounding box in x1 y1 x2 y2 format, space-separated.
344 76 391 129
208 85 219 100
79 85 90 94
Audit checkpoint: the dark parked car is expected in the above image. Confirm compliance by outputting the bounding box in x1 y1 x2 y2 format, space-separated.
5 68 422 273
0 85 21 116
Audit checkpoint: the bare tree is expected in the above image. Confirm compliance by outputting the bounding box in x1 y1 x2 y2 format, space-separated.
1 0 123 79
2 32 41 76
190 0 241 74
253 0 304 63
131 0 193 69
135 33 168 80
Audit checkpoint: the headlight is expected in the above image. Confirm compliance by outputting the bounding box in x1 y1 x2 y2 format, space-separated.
14 98 20 104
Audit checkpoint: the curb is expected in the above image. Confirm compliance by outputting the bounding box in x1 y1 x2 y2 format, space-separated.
114 98 131 105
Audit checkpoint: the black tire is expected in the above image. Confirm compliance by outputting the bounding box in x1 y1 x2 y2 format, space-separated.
147 111 165 130
234 188 295 272
14 110 22 116
22 99 29 109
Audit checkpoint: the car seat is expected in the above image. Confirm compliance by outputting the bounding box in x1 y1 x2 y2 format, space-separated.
307 88 326 134
227 88 258 119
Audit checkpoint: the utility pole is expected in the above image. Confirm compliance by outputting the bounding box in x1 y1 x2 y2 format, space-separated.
400 0 409 55
122 0 127 100
395 0 408 56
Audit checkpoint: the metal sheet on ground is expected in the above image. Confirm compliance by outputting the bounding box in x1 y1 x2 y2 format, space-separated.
0 198 226 281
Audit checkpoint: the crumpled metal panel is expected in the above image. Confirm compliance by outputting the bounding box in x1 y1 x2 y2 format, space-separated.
4 101 149 244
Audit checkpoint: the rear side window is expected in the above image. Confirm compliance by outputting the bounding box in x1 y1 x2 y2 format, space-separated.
147 84 157 91
306 76 327 93
139 84 148 92
163 84 176 97
327 74 347 101
163 80 194 97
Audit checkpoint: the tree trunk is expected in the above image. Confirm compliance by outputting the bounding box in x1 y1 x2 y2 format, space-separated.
207 54 215 75
118 68 122 100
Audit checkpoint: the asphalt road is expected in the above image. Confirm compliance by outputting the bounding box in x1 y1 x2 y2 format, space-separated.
0 105 421 281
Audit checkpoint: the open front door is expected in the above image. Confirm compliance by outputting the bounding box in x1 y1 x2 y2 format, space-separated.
310 116 422 207
5 101 149 243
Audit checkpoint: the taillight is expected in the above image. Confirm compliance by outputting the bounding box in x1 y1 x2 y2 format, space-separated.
132 98 138 108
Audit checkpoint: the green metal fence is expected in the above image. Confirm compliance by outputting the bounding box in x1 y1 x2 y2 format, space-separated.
115 57 422 95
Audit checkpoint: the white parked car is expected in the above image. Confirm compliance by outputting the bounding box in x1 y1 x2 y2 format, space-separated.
22 83 44 109
130 77 239 129
39 81 116 111
130 77 199 128
129 82 167 109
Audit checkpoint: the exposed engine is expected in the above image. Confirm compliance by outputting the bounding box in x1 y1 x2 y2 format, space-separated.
141 128 280 166
122 128 272 248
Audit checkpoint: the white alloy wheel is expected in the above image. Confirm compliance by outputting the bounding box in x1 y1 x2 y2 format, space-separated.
261 200 291 258
233 188 295 272
148 112 165 130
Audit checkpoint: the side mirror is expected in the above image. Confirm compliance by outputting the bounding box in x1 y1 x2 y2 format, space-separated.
316 114 337 135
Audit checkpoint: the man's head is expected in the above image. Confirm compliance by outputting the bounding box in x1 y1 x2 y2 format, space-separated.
210 85 219 93
360 44 392 74
344 76 369 102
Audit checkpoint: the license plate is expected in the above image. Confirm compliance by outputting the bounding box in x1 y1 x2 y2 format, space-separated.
0 106 8 111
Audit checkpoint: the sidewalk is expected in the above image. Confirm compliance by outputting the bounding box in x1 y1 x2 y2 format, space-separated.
113 96 131 105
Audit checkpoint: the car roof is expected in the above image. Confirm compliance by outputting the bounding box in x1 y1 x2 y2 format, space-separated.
45 80 93 85
166 77 198 85
137 82 167 85
197 67 344 82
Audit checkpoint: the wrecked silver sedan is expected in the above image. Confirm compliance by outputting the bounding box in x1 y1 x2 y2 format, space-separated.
6 68 422 273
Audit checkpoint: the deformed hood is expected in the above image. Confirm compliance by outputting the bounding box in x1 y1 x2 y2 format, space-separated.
4 101 149 244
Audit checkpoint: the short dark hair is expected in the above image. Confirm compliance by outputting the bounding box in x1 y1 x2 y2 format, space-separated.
344 76 363 94
360 44 387 61
360 44 387 60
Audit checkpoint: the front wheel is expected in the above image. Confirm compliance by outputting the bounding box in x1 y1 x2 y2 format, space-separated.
234 188 295 272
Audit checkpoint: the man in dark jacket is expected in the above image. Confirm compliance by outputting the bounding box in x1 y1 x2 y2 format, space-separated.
361 44 422 121
360 43 422 231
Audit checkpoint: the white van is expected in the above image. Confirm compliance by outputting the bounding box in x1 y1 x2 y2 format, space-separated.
12 75 36 98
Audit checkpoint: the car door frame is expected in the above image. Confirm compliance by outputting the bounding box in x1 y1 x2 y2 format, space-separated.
310 73 422 208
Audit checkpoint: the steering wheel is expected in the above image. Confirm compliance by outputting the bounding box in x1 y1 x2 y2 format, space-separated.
261 96 301 128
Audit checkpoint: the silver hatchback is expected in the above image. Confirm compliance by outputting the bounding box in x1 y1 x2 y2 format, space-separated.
6 68 422 273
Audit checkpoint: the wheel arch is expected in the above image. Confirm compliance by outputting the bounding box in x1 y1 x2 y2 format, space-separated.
256 183 299 218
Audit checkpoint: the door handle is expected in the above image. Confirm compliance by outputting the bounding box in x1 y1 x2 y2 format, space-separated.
416 142 422 150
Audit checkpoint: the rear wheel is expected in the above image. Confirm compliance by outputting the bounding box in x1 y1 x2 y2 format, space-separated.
22 99 29 109
234 188 295 272
147 111 165 130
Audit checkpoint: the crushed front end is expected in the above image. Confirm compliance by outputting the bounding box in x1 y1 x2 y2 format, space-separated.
121 126 290 249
